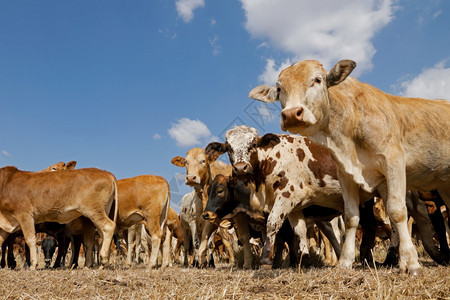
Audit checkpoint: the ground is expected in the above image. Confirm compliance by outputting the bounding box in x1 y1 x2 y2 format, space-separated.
0 259 448 299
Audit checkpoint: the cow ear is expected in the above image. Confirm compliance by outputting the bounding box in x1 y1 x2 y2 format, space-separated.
66 161 77 169
248 85 279 103
171 156 186 167
327 60 356 87
206 142 228 163
257 133 280 148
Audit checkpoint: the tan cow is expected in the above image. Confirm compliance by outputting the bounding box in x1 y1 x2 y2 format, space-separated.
116 175 170 268
171 148 234 267
165 207 184 264
0 166 117 270
39 161 77 173
249 59 450 274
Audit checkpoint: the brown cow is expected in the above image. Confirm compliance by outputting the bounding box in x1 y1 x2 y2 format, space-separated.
116 175 170 268
0 166 117 270
249 59 450 274
171 147 234 267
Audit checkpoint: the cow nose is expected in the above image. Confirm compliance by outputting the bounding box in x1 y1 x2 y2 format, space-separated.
186 175 197 183
233 162 250 175
281 107 304 129
202 211 217 221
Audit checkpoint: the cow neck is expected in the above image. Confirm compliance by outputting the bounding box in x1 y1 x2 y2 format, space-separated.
319 87 376 193
193 164 212 211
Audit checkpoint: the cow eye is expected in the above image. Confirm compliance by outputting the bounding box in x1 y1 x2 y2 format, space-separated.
252 143 257 148
217 189 224 195
201 160 205 164
314 77 322 84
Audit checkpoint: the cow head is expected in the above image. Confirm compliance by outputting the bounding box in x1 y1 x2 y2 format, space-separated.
203 174 236 223
39 161 77 172
171 148 214 187
206 125 280 177
248 60 356 135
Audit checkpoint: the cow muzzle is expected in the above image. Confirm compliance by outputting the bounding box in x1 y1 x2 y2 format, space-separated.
202 211 217 221
233 162 252 176
281 107 304 131
185 175 201 186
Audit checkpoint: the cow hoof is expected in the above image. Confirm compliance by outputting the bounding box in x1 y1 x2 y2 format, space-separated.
408 267 422 277
260 264 272 271
336 259 353 269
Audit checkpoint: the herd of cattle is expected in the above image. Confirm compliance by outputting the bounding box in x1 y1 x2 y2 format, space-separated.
0 59 449 276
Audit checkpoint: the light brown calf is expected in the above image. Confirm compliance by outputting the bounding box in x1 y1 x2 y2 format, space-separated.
0 167 117 269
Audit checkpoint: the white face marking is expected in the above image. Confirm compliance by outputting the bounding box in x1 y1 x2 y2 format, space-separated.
225 125 259 165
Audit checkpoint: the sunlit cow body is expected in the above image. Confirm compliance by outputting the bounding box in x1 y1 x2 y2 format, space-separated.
172 148 234 267
249 59 450 274
0 166 117 269
206 126 343 268
116 175 170 268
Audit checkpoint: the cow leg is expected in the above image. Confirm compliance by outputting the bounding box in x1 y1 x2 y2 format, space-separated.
407 191 449 265
161 225 172 268
16 216 38 270
217 229 235 265
315 220 341 262
181 220 191 267
144 217 163 269
126 226 136 267
358 200 377 265
287 211 309 267
198 222 216 268
336 171 360 269
83 223 96 268
87 214 115 268
233 214 253 269
0 231 11 269
382 167 421 275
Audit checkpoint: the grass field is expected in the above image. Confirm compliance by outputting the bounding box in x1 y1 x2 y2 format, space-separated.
0 254 449 299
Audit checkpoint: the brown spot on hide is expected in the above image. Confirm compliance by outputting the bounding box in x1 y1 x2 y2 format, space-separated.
276 151 281 159
299 182 303 189
306 140 338 187
286 136 294 143
261 157 277 177
296 148 305 162
282 191 291 198
273 171 289 191
280 213 285 220
290 185 294 192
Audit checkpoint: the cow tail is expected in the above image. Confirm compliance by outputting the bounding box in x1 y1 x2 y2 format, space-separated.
108 177 119 224
160 182 170 232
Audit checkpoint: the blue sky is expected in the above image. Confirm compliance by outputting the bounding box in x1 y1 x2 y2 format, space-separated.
1 0 449 211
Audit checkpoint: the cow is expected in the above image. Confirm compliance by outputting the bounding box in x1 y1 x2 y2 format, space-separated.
171 148 235 267
204 174 308 269
165 206 184 264
205 126 343 268
0 166 117 270
115 175 170 268
248 59 450 274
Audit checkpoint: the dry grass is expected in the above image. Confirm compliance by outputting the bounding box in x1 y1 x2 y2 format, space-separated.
0 259 448 300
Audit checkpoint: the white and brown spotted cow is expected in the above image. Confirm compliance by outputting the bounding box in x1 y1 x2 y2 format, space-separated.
206 125 344 268
249 59 450 274
172 148 235 267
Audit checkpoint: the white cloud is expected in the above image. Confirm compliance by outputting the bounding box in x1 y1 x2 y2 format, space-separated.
153 133 162 140
397 60 450 100
209 35 221 56
258 58 292 85
211 18 216 26
168 118 217 147
1 150 10 157
176 0 205 22
240 0 395 85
